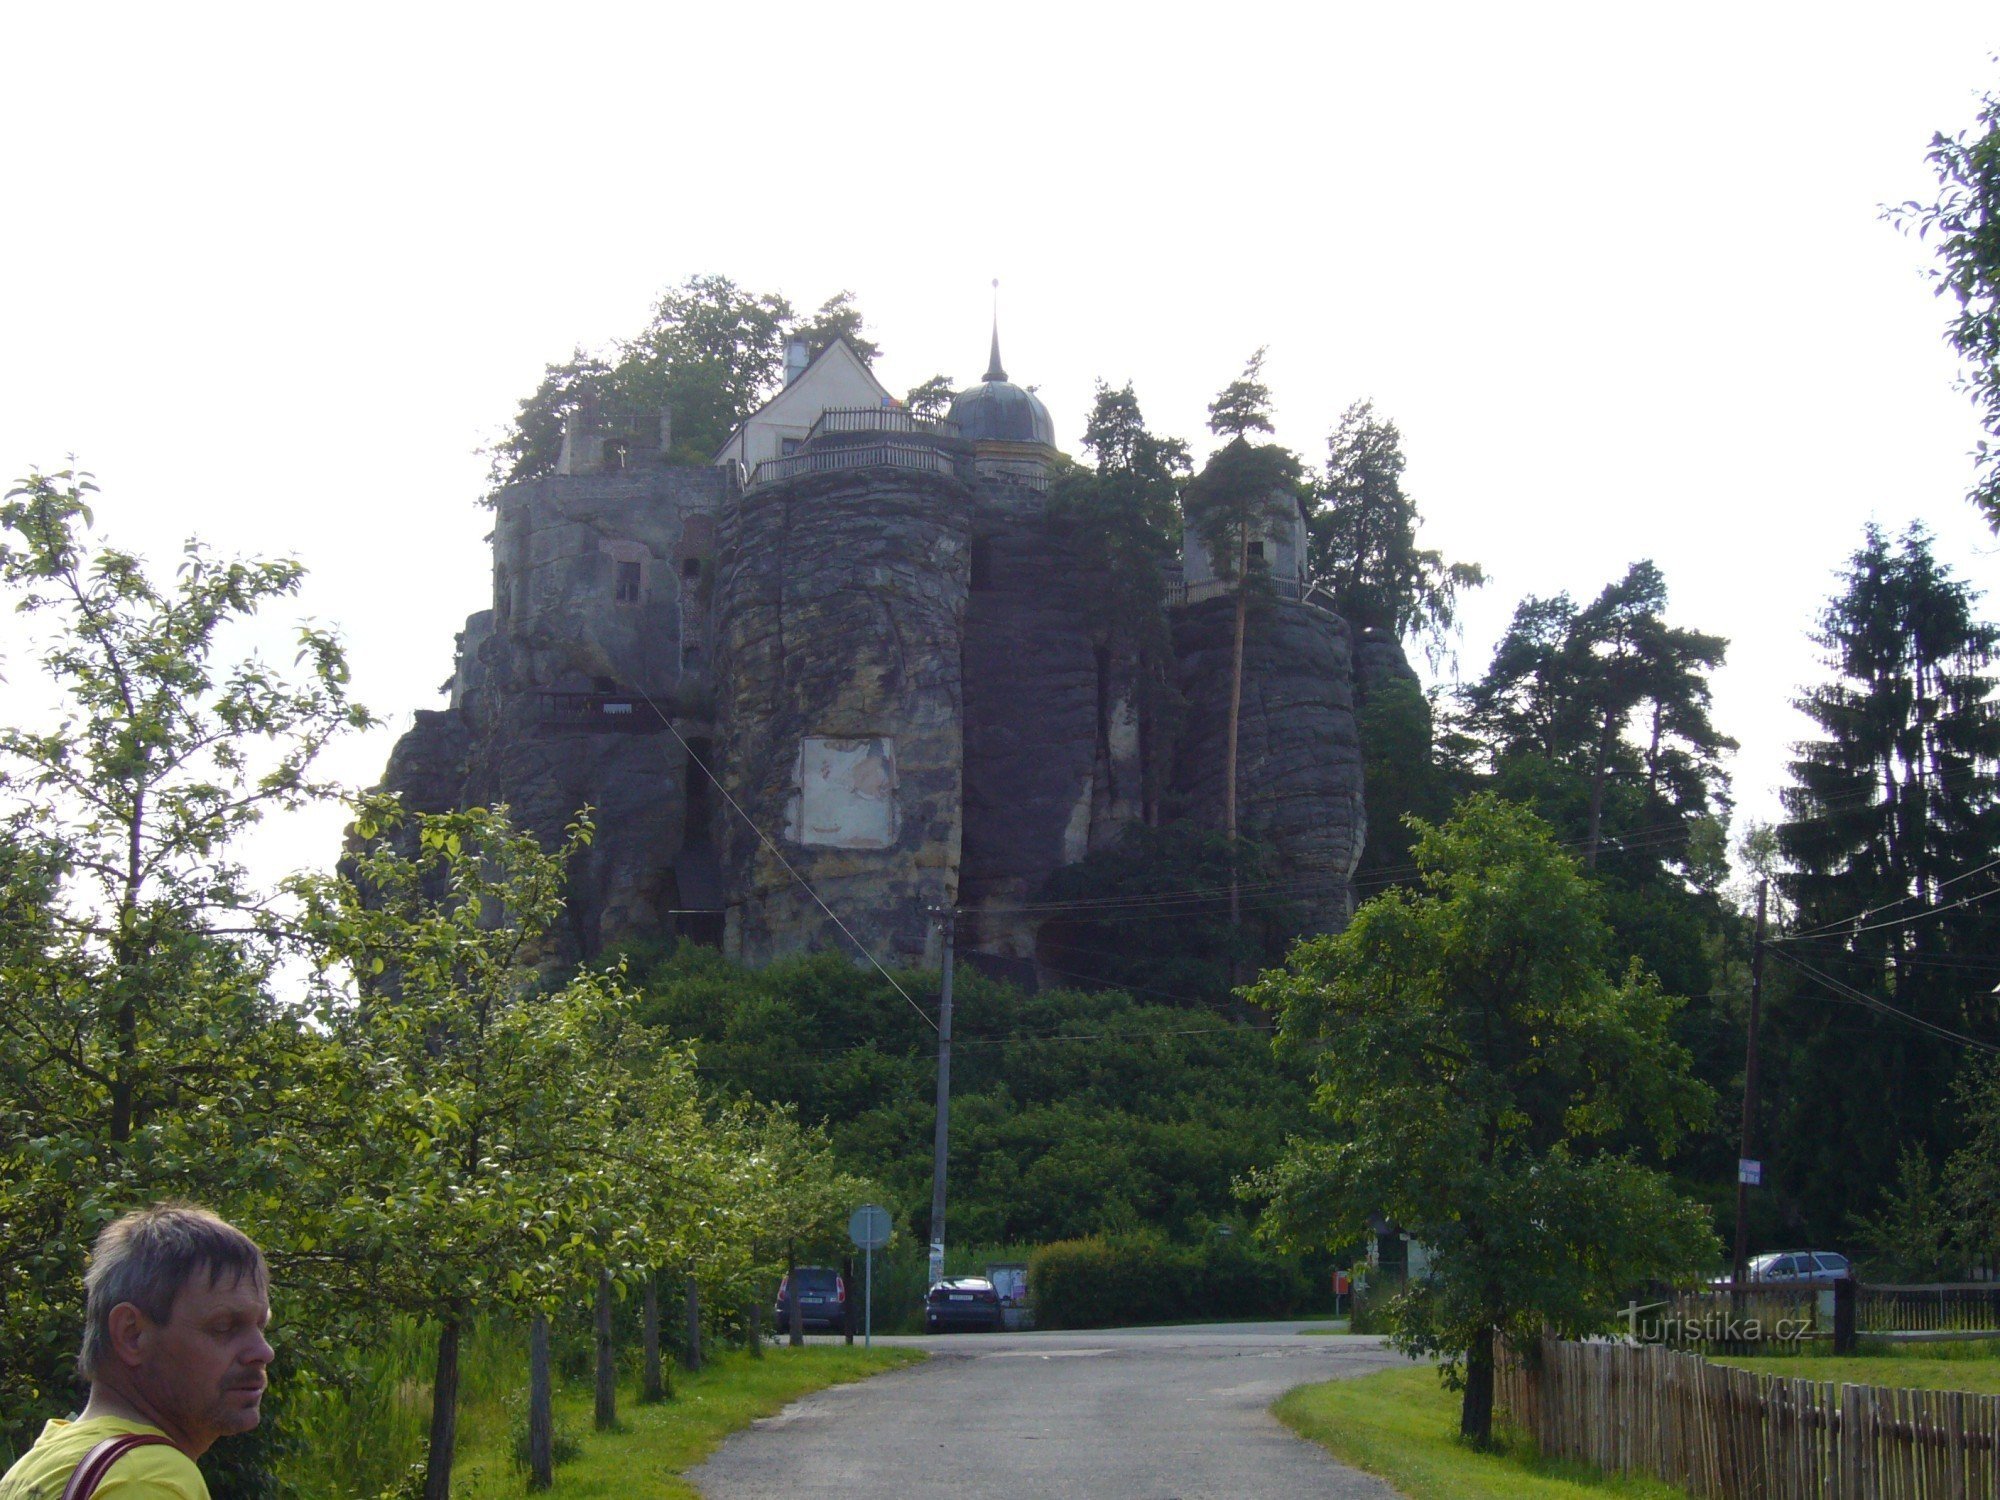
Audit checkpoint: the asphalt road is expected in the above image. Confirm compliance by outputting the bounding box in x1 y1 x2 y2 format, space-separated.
689 1322 1409 1499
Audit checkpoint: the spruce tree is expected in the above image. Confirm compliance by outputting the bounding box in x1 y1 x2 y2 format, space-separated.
1772 523 2000 1241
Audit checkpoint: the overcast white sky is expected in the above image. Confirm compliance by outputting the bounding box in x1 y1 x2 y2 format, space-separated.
3 4 1997 888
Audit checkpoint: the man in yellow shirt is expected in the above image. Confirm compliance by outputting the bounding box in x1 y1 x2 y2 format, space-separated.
1 1204 273 1500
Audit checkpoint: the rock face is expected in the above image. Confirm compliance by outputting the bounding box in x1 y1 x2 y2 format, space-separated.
959 479 1143 961
1170 595 1366 933
713 466 970 967
373 416 1379 972
1351 626 1424 719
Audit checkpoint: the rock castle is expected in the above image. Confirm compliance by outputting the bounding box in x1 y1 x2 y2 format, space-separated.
377 324 1417 979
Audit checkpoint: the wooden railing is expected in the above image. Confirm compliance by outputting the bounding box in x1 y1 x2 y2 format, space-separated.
1861 1285 2000 1335
541 693 662 733
748 442 963 490
1498 1334 2000 1498
806 407 960 442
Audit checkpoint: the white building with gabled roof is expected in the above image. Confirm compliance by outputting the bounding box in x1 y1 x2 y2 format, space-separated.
710 335 893 478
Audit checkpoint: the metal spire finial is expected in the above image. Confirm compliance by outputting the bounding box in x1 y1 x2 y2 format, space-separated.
984 278 1006 383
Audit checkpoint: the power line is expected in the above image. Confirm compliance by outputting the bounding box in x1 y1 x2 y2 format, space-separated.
1777 853 2000 944
1764 947 2000 1055
631 688 939 1034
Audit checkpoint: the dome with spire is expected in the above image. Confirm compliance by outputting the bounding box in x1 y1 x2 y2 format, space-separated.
947 313 1055 448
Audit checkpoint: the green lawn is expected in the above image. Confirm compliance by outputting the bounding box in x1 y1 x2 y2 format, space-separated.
1716 1337 2000 1395
1275 1365 1684 1499
451 1345 924 1499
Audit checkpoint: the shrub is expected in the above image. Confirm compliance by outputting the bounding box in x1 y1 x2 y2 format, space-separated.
1028 1233 1306 1329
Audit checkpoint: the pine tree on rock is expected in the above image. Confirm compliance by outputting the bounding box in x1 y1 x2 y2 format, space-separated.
1182 351 1303 926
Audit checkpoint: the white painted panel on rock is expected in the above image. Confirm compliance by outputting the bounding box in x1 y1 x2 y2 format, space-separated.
790 736 898 848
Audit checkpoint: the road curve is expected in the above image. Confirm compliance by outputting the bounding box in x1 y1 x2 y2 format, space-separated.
690 1322 1406 1499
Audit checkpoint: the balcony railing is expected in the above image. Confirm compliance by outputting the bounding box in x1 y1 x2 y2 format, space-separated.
807 407 960 443
1164 575 1340 616
541 693 663 733
748 442 964 490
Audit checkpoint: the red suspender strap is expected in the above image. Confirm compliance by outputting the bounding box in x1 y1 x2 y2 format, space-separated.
59 1435 175 1500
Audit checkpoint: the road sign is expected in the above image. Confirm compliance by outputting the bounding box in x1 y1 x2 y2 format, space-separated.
848 1205 892 1349
849 1204 892 1251
1738 1158 1762 1186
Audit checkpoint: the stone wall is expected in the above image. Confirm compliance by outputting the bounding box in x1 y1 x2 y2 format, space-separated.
712 467 971 967
1169 594 1366 933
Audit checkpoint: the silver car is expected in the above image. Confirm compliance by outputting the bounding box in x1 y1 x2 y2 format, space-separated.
1748 1250 1851 1284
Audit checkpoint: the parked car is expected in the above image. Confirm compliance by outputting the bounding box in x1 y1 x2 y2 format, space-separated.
925 1275 1004 1333
1719 1250 1852 1287
773 1266 847 1331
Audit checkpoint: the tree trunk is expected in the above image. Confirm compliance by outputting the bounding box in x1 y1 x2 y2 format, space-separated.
422 1313 462 1500
787 1240 804 1348
1458 1325 1496 1445
527 1313 553 1490
746 1296 764 1359
594 1268 617 1431
641 1272 667 1401
683 1275 701 1373
1226 526 1249 935
1583 710 1616 869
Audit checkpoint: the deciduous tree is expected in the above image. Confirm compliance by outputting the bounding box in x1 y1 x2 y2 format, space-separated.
0 471 368 1456
1894 82 2000 528
290 800 638 1500
1249 796 1716 1443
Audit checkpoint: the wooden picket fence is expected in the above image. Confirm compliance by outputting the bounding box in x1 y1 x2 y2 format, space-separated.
1861 1285 2000 1335
1497 1335 2000 1498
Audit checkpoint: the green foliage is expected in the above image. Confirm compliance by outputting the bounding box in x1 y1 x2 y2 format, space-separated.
1770 523 2000 1241
1450 559 1738 1093
1047 382 1192 818
791 290 880 364
1947 1059 2000 1269
0 472 368 1464
1848 1146 1961 1282
1033 824 1301 1000
1249 796 1718 1441
485 277 879 495
1463 561 1733 874
1206 348 1276 440
1182 438 1303 592
629 945 1311 1249
1307 399 1484 659
903 374 956 420
1027 1231 1307 1329
1353 674 1456 886
1893 82 2000 529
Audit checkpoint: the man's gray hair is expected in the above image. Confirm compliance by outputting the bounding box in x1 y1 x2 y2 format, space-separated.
77 1203 267 1380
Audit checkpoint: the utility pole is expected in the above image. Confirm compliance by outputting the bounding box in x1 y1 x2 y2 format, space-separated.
1732 879 1768 1286
928 906 956 1287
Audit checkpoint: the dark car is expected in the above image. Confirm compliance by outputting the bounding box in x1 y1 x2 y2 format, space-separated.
774 1266 847 1332
925 1275 1004 1333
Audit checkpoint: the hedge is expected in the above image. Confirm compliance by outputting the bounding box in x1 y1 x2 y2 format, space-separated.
1027 1233 1307 1329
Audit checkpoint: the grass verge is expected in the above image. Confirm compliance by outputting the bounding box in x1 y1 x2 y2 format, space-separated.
1716 1336 2000 1395
452 1345 923 1499
1275 1365 1684 1498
